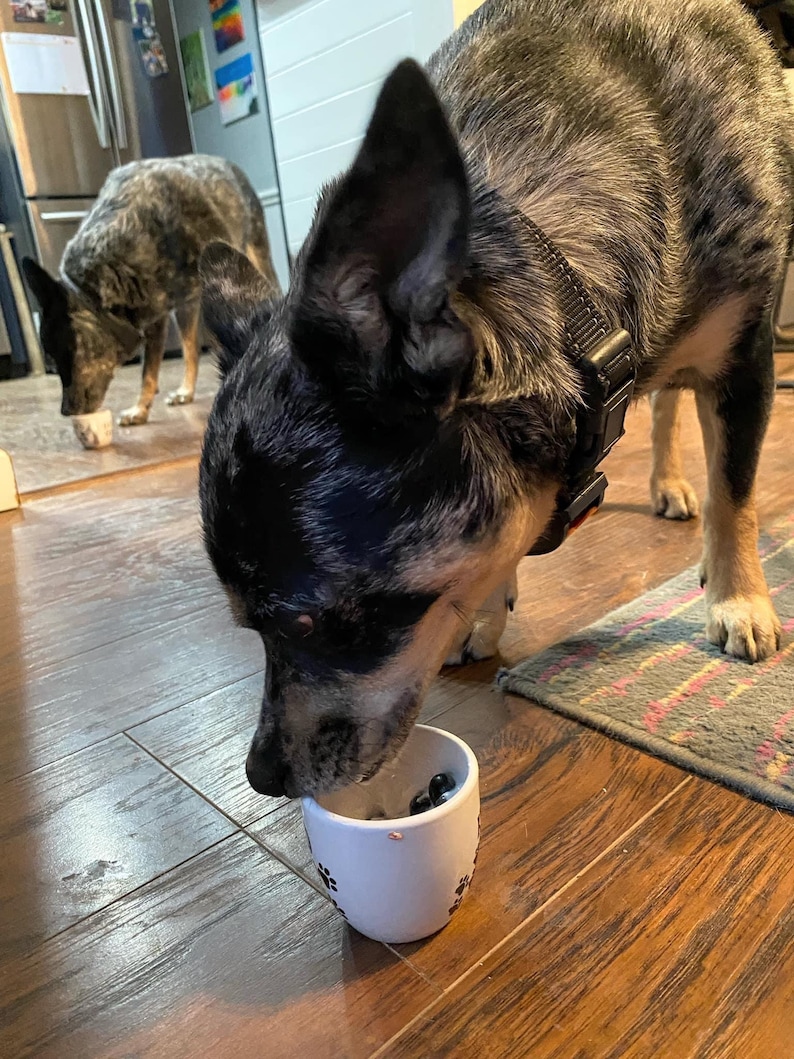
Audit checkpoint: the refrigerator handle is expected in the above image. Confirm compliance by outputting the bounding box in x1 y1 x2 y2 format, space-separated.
73 0 111 150
92 0 129 151
39 211 91 222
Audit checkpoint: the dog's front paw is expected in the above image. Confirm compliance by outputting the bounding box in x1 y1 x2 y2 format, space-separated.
444 574 517 666
445 619 503 666
118 405 150 426
651 477 699 520
706 594 782 663
166 388 194 406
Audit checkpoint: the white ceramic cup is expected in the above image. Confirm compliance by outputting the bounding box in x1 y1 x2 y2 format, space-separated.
71 409 113 450
301 724 480 944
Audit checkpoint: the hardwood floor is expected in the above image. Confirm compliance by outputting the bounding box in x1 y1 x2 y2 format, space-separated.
0 357 216 496
1 361 793 1058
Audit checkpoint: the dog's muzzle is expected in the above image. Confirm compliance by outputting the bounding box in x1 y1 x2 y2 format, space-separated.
246 741 290 798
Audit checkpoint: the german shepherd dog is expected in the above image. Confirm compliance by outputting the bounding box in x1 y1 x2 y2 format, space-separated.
199 0 793 798
23 155 278 425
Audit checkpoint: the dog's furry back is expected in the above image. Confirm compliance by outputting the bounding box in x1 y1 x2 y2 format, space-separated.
61 154 271 324
427 0 794 395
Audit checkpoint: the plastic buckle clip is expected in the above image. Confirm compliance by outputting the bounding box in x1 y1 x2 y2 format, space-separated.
527 471 608 556
573 329 635 473
527 329 635 557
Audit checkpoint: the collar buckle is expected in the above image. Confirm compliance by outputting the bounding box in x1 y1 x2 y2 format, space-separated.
573 328 635 472
528 328 635 556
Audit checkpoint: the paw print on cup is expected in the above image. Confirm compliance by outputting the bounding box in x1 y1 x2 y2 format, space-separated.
317 862 338 893
448 873 472 917
315 862 347 920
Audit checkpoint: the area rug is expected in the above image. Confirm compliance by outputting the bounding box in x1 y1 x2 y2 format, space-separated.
498 512 794 811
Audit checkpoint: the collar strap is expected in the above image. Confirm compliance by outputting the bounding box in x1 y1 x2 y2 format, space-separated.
515 214 636 555
59 271 145 357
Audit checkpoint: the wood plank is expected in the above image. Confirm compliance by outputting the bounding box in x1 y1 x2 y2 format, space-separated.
0 734 235 960
0 833 439 1059
378 780 794 1059
0 603 262 783
247 694 687 988
0 464 220 672
128 672 274 826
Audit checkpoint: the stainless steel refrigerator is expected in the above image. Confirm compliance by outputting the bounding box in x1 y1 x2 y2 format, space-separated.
0 0 193 277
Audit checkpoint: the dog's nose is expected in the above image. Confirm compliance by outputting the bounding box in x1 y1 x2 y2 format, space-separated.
246 743 289 798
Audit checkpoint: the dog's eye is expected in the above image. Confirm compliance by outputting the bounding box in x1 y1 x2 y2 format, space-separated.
271 607 317 640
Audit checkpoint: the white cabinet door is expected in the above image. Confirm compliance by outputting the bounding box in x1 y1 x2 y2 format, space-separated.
257 0 454 257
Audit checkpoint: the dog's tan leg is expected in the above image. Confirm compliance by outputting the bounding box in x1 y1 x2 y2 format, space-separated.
694 318 781 661
444 568 518 665
166 302 200 406
649 387 699 520
118 317 167 426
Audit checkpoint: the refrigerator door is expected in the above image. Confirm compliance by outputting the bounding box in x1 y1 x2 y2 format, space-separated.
0 2 116 197
25 197 95 275
91 0 193 163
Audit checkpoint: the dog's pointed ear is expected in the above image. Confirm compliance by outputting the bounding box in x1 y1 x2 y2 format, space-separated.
22 257 74 385
22 257 68 314
200 242 277 375
291 59 472 414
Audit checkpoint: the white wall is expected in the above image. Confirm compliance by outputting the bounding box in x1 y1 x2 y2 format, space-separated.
256 0 455 258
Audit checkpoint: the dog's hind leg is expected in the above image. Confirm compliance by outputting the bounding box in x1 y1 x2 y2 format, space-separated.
694 313 781 662
118 316 167 426
649 387 699 520
166 302 200 407
444 568 518 666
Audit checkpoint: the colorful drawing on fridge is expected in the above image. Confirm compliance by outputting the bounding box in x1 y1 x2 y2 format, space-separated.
209 0 245 53
179 30 212 111
215 51 257 125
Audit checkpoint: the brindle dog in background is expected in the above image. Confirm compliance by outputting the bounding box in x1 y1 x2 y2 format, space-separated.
198 0 794 798
23 155 279 426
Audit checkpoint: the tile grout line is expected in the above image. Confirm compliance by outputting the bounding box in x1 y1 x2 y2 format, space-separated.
123 731 254 833
367 775 693 1059
123 732 341 907
39 831 239 947
240 823 331 897
1 666 264 786
120 663 263 738
21 596 241 678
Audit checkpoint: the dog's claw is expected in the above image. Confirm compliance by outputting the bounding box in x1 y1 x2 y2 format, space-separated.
166 389 194 406
651 478 699 521
705 594 782 663
118 405 149 426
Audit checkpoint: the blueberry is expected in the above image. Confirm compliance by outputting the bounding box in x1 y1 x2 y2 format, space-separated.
409 791 433 815
432 789 455 807
428 772 455 803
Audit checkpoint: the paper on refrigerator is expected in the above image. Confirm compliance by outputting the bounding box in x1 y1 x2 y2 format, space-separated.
1 33 90 96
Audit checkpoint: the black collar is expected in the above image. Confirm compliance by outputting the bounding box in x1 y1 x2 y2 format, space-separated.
59 271 145 358
513 213 636 555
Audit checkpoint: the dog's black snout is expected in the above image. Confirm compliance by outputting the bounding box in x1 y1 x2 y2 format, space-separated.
246 742 289 798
